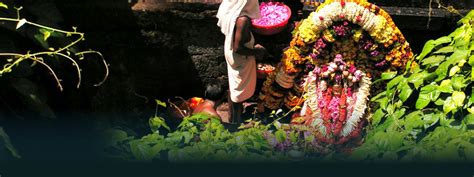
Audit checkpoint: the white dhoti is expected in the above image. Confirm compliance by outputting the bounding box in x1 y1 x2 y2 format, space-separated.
225 33 257 103
216 0 261 103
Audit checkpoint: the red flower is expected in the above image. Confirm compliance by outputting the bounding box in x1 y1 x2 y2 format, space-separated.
339 13 345 19
356 15 361 23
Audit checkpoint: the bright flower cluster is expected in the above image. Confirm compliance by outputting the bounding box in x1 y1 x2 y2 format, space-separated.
295 55 371 144
286 0 413 74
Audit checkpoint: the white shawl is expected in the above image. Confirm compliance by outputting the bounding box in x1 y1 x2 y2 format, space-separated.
216 0 261 52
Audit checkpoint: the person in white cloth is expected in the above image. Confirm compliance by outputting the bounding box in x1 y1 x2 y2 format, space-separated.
216 0 266 124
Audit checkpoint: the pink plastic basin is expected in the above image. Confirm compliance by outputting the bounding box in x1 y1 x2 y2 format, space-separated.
252 2 291 36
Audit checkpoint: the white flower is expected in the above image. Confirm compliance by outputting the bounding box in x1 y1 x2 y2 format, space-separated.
341 75 371 137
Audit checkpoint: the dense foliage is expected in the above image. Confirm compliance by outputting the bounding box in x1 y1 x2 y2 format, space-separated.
352 10 474 161
103 109 328 162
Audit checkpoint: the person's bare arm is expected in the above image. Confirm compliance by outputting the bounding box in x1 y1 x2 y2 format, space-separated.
233 16 265 57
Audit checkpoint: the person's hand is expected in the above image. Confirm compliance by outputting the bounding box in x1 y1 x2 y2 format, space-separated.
254 44 267 61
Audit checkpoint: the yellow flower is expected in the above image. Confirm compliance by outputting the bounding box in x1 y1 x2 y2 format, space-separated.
322 29 335 43
352 29 363 42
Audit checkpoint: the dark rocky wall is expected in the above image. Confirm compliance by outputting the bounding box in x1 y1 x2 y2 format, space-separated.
50 1 229 126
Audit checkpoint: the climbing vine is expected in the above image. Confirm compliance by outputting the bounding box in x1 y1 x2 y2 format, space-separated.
0 3 109 91
0 2 109 159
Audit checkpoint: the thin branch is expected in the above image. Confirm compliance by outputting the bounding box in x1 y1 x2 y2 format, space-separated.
27 57 63 92
0 16 84 54
0 8 109 90
75 51 109 87
55 52 82 89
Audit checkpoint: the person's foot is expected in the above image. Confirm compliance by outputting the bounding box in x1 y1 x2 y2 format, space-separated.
216 102 230 123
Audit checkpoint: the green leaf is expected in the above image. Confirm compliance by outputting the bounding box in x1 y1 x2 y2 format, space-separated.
392 108 406 120
0 2 8 9
433 36 452 46
416 93 431 110
449 66 460 77
370 91 386 102
464 114 474 130
452 91 466 107
417 40 435 60
0 127 21 158
449 25 464 38
435 61 450 81
102 129 131 147
453 27 472 49
375 97 389 110
434 98 445 106
130 140 153 161
443 97 457 114
39 29 63 38
42 31 51 41
405 111 424 130
423 113 441 129
421 55 446 66
421 84 441 101
381 71 397 80
155 99 167 108
275 129 286 143
387 76 404 89
200 130 212 142
433 46 454 54
469 87 474 107
386 132 404 151
448 49 469 64
371 109 385 125
457 59 466 67
33 34 49 49
472 67 474 81
149 116 170 132
451 76 467 91
399 83 413 102
407 71 427 89
459 10 474 24
468 55 474 66
289 131 298 143
439 79 454 93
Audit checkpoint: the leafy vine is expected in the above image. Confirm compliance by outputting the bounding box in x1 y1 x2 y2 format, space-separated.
0 3 109 91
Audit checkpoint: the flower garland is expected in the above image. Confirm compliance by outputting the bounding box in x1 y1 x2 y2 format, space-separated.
284 0 413 74
295 55 370 144
259 0 413 142
341 75 371 137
